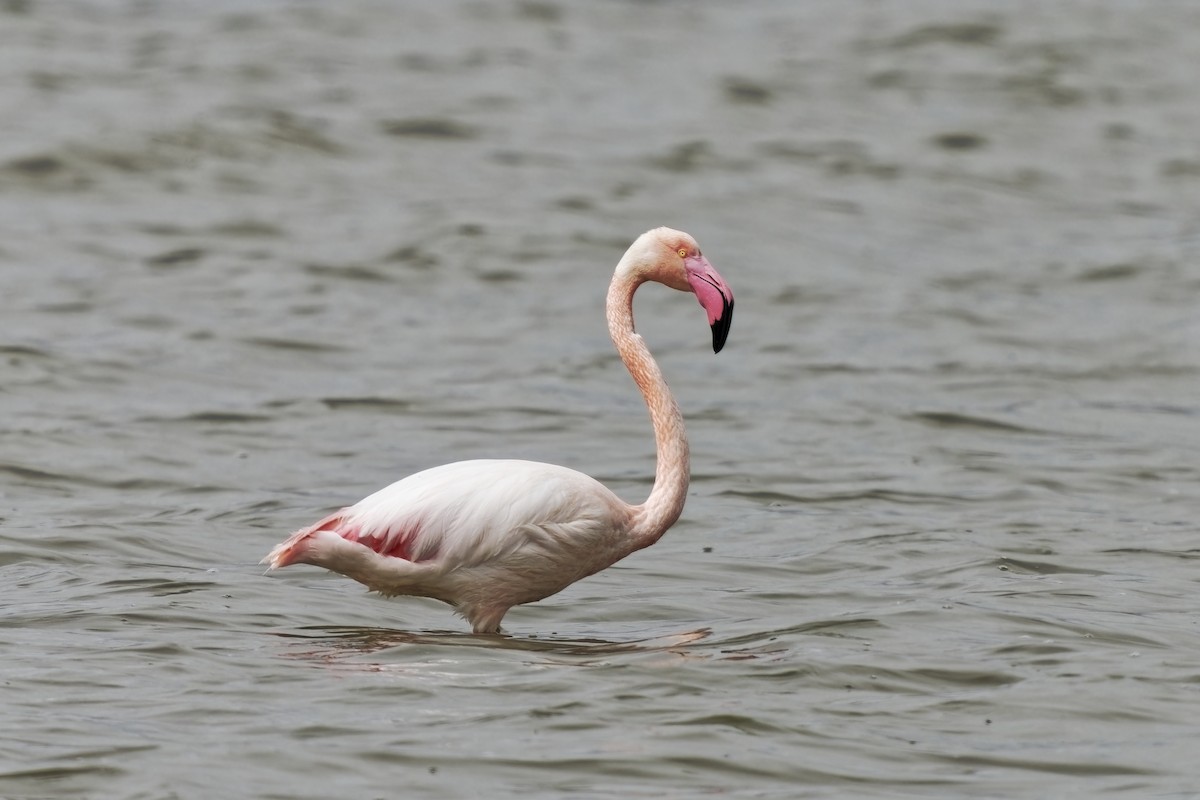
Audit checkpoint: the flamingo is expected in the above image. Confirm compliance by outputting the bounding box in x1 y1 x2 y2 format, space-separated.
263 227 734 633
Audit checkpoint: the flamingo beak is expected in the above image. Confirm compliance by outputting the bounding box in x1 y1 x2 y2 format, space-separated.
684 255 735 353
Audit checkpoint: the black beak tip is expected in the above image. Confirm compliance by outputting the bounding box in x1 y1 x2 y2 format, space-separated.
710 297 734 353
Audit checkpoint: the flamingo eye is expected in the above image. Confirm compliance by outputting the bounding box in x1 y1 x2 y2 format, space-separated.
678 248 688 258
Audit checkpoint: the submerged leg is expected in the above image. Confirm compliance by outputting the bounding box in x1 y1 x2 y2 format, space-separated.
463 603 510 634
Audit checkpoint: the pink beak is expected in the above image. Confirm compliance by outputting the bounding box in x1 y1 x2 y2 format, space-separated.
684 255 734 352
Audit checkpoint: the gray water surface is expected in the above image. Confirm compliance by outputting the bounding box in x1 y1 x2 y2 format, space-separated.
2 2 1199 798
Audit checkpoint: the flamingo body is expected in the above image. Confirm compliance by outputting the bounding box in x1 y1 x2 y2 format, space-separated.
265 460 634 632
264 228 734 633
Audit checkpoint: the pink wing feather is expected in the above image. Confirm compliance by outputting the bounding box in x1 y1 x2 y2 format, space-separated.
263 509 428 568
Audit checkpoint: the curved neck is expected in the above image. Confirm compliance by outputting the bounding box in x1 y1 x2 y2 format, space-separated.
606 270 690 547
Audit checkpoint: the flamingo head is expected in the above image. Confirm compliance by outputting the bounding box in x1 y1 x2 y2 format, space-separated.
624 227 735 353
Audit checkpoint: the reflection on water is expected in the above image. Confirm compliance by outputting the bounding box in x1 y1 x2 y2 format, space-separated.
276 625 716 668
2 1 1199 798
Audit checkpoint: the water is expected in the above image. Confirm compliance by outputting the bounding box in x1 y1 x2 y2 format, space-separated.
2 1 1198 797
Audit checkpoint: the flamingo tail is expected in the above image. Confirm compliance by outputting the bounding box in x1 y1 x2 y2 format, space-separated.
261 511 349 569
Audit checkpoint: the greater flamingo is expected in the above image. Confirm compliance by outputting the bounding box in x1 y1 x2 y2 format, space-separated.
263 227 734 633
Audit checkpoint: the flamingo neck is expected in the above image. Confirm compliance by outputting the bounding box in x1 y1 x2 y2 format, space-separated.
606 269 690 547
